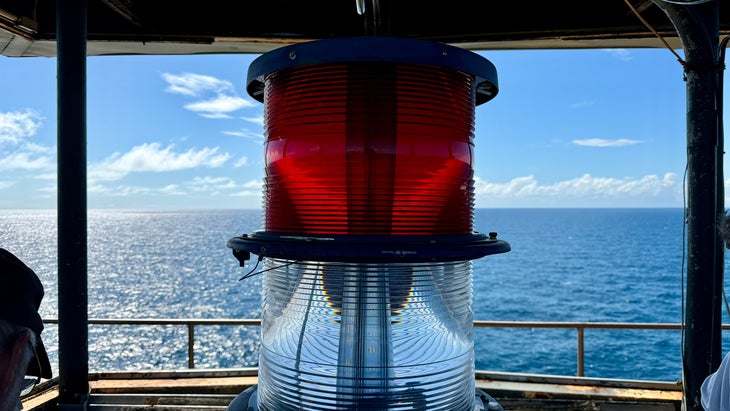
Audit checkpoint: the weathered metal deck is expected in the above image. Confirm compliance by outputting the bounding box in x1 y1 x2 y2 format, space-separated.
22 369 682 411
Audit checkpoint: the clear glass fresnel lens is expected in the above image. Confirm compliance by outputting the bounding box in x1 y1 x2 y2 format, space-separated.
259 261 474 410
227 37 509 411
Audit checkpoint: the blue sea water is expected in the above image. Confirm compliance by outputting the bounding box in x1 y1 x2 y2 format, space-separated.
0 208 720 382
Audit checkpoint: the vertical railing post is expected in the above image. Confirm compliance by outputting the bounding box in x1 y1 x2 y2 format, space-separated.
577 327 584 377
188 323 195 368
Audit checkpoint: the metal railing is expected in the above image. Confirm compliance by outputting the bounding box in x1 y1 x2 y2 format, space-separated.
42 318 725 376
473 320 688 376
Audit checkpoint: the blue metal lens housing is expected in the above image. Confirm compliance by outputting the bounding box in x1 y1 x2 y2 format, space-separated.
246 36 498 105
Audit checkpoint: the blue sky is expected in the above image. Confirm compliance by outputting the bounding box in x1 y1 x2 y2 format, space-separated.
0 46 721 209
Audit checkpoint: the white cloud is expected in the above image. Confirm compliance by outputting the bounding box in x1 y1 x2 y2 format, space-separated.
0 181 14 190
161 184 185 195
234 156 248 167
0 151 53 170
34 172 56 181
162 72 254 119
232 179 263 197
184 95 254 118
161 72 235 97
222 129 263 140
474 173 680 207
231 190 262 197
89 184 149 196
87 174 262 203
199 112 233 119
22 142 54 153
37 184 56 195
186 176 237 193
0 109 42 145
0 110 56 179
174 176 262 198
603 49 632 61
89 143 231 182
242 179 262 189
98 185 152 196
572 138 643 147
88 184 111 193
242 116 264 126
569 101 594 109
89 183 189 197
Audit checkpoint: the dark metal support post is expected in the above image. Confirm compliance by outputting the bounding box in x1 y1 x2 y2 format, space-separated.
57 0 90 408
656 2 721 410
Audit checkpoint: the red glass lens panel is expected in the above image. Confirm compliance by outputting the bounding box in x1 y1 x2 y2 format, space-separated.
263 63 476 235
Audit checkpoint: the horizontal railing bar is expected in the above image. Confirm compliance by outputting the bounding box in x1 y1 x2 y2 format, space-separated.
42 318 263 326
39 317 730 376
473 320 690 330
39 318 730 330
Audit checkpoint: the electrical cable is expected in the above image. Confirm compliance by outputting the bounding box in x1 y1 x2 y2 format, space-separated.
681 160 688 393
660 0 715 5
625 0 686 65
238 255 301 281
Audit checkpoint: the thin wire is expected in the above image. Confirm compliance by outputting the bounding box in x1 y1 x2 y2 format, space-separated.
660 0 715 4
681 161 688 376
238 255 262 281
239 255 301 281
679 159 690 410
624 0 686 65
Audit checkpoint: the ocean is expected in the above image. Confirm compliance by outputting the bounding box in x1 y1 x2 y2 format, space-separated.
0 208 718 382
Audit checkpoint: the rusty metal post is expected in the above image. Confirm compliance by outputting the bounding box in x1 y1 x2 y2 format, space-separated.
654 1 721 410
57 0 90 408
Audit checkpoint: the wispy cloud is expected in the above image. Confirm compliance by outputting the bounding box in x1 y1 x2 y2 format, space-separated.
34 172 56 181
242 116 264 126
161 73 234 97
474 173 680 207
0 181 14 190
89 142 231 182
0 151 53 170
603 49 632 61
88 175 264 208
0 110 53 173
0 109 42 145
180 176 262 197
222 129 263 141
231 179 264 197
572 138 643 147
184 95 254 119
160 184 185 195
162 72 254 118
233 156 248 167
187 176 237 193
569 101 594 109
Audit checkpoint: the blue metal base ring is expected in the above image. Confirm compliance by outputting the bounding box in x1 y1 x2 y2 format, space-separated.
227 231 510 264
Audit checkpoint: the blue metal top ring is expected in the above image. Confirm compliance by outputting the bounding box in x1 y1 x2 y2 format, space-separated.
246 36 498 105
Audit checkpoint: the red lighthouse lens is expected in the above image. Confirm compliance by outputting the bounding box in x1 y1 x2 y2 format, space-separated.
263 62 476 236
